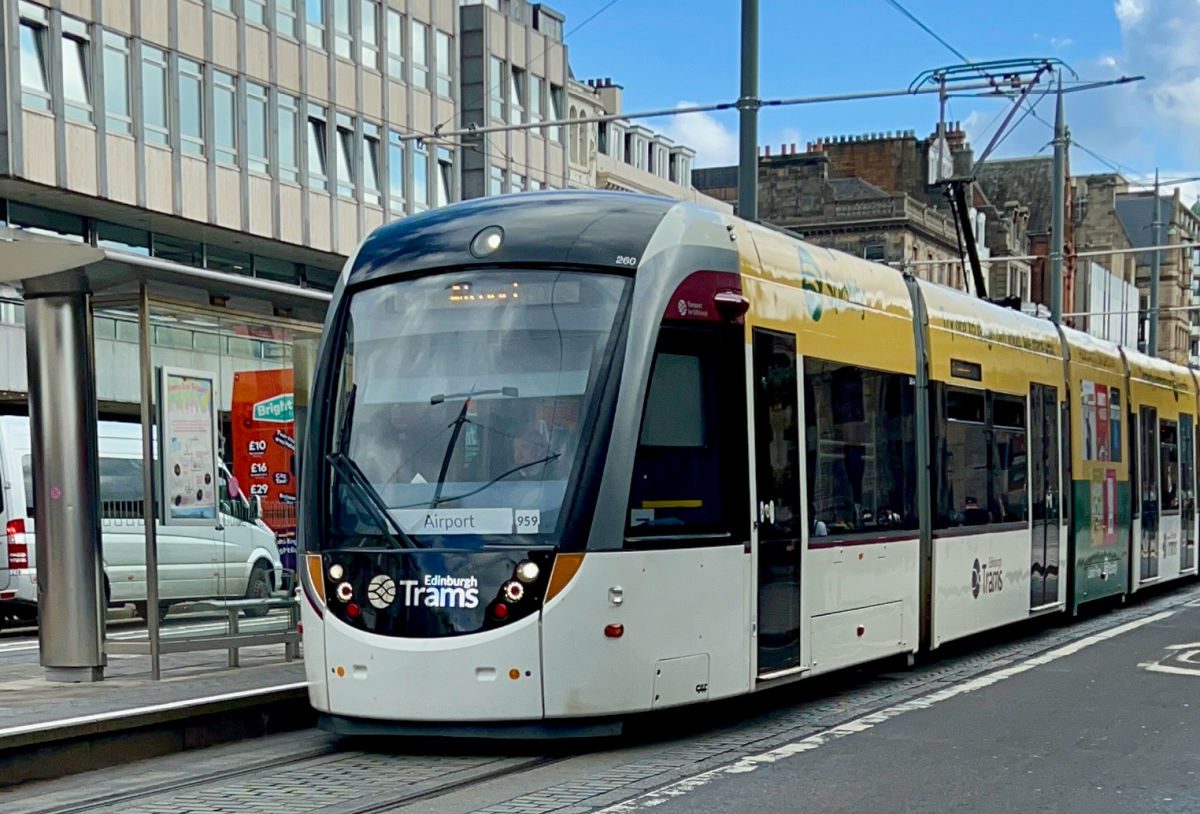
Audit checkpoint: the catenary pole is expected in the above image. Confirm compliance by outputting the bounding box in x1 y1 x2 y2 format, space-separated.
738 0 760 222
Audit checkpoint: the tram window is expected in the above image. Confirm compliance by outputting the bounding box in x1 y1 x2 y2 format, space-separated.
1160 418 1179 513
991 395 1028 523
803 360 917 536
1130 411 1140 518
626 327 747 542
937 388 989 528
1140 407 1158 517
1109 388 1123 462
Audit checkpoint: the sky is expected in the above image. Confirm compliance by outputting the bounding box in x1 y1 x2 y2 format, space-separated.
548 0 1200 206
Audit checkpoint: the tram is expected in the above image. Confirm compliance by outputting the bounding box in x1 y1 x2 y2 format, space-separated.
299 190 1198 735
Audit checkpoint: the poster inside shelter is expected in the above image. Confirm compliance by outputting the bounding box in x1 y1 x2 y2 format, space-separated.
160 368 218 523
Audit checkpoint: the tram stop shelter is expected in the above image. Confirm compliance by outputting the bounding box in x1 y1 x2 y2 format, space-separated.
0 235 330 682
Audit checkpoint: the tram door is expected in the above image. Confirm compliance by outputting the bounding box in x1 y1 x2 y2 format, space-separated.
1180 415 1196 572
1139 407 1160 581
752 329 804 675
1029 384 1061 609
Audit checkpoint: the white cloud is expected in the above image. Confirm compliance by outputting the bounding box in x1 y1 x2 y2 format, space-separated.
659 102 738 167
1114 0 1145 23
1050 36 1074 48
1108 0 1200 149
1100 55 1118 68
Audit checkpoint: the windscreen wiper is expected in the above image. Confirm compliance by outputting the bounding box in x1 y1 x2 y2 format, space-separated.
409 452 562 509
327 450 418 549
428 385 520 509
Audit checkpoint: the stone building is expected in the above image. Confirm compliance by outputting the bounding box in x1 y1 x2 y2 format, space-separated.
692 124 1029 296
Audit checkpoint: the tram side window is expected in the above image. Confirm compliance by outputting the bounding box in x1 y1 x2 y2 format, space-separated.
626 327 746 541
991 395 1029 523
1140 407 1158 519
935 387 1028 529
803 360 918 537
1130 411 1140 518
1160 418 1179 513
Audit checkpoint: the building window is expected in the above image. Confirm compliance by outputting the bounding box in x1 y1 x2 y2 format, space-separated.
245 0 267 25
208 245 253 276
413 141 429 210
61 17 92 123
178 58 205 156
360 0 379 69
333 0 352 59
277 0 299 38
529 75 543 127
335 113 354 198
278 92 300 182
489 165 503 197
153 233 203 266
567 105 578 162
247 82 269 173
10 202 85 242
411 20 428 89
436 146 452 207
427 30 448 98
97 221 150 255
141 45 169 145
19 2 51 111
363 122 381 205
509 66 525 122
213 70 238 165
549 83 563 143
530 178 542 191
307 103 328 191
511 173 524 193
102 32 131 135
387 130 404 214
488 57 504 121
863 244 886 261
254 256 302 284
306 0 325 48
385 9 403 78
214 0 234 12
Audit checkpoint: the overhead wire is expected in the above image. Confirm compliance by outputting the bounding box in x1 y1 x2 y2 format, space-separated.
882 0 1153 181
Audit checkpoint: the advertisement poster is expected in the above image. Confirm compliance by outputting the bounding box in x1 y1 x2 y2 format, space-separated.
231 369 297 569
159 367 219 525
1095 384 1110 462
1081 381 1096 460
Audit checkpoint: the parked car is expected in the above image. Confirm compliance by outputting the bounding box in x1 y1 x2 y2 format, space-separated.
0 416 284 628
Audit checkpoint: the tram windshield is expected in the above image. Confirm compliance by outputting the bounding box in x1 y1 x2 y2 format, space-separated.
322 269 628 549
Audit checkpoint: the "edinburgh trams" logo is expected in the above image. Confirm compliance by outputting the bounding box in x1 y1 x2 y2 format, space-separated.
397 574 480 609
971 557 1004 598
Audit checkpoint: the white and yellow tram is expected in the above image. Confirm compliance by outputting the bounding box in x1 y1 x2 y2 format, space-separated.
298 191 1197 735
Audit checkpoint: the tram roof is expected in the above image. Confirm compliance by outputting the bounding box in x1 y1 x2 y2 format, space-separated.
347 190 682 285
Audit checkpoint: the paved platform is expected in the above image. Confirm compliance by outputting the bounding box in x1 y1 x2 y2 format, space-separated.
0 610 309 786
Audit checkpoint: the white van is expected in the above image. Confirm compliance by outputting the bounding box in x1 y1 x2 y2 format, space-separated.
0 416 284 628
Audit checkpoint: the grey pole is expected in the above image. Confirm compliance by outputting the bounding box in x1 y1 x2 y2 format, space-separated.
1049 73 1067 325
737 0 759 222
25 273 105 682
1149 170 1162 356
138 285 162 680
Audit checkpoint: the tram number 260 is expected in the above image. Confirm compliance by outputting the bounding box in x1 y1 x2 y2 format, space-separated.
614 255 638 267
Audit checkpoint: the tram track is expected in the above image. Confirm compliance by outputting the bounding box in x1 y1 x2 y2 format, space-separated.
17 735 563 814
14 741 342 814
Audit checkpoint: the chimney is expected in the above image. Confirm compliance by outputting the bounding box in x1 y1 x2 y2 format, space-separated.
791 142 797 154
765 145 771 157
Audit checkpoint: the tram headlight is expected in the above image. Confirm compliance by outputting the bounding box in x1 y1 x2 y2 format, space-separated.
515 560 540 584
336 581 354 602
328 563 344 581
503 580 525 603
470 225 504 258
